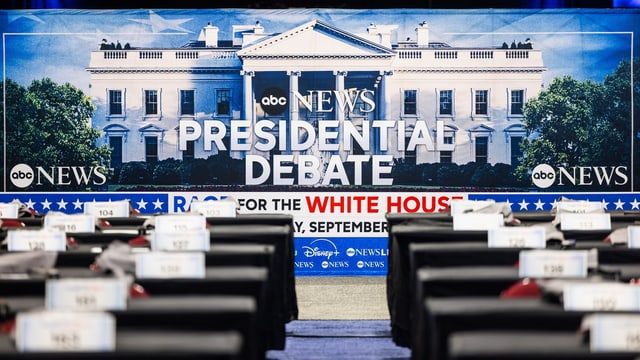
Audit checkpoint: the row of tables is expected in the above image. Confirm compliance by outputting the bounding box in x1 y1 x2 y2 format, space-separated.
386 209 640 360
0 212 297 359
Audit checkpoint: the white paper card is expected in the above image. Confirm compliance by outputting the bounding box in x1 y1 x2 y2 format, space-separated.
555 200 604 213
559 213 611 231
518 249 588 278
7 228 66 251
84 201 129 218
190 200 237 218
154 214 206 233
628 226 640 248
44 214 95 233
563 283 640 311
135 251 205 279
151 229 210 251
0 202 19 218
452 213 503 231
449 199 495 215
15 311 115 352
590 314 640 352
46 278 128 311
487 227 546 248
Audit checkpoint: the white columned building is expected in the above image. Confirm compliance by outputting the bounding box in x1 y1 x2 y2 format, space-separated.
87 18 545 174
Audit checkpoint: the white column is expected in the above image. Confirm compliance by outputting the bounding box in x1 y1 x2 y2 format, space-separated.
287 70 301 122
378 70 392 121
376 70 393 155
287 71 301 156
334 70 347 121
241 70 255 122
334 70 347 159
240 70 254 158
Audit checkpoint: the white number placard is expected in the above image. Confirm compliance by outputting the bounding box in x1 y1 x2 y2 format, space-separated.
190 200 237 218
151 229 210 251
135 251 205 279
0 202 19 218
452 213 503 231
555 200 604 213
84 201 129 218
15 310 115 352
46 278 128 311
590 314 640 352
7 228 66 251
628 226 640 248
487 226 546 248
563 283 640 311
518 249 588 278
154 214 206 233
449 199 495 215
559 213 611 231
44 214 95 233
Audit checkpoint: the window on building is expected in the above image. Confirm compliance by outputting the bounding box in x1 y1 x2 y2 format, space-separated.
220 136 231 156
145 136 158 163
439 90 453 115
183 140 194 162
511 136 523 167
440 151 452 163
180 90 194 116
109 90 123 115
510 90 524 115
440 136 453 163
109 136 122 168
350 91 370 117
403 90 417 115
474 90 488 115
270 135 281 156
145 90 158 115
475 136 488 164
404 136 416 164
352 139 365 156
217 89 230 116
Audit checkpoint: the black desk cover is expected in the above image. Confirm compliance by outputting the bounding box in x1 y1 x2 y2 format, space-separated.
412 267 522 359
386 211 640 348
448 331 640 360
2 295 260 360
422 297 586 360
0 330 244 359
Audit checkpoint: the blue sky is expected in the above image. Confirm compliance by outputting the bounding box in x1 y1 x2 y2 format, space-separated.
1 8 639 93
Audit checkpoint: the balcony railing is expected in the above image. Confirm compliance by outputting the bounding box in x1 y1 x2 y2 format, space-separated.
394 48 543 69
90 49 240 69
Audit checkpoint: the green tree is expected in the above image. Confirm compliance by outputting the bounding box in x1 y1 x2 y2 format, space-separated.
3 78 111 190
515 60 636 187
603 58 639 189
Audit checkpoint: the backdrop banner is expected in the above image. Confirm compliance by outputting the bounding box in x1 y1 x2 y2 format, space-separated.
1 8 639 275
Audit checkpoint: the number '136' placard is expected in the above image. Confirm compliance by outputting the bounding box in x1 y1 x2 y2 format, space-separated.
518 249 588 278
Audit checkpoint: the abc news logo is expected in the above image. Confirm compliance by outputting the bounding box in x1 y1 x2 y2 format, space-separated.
531 163 628 189
9 163 107 188
9 163 34 188
259 87 287 116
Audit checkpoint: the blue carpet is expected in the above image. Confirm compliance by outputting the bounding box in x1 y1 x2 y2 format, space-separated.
266 320 411 360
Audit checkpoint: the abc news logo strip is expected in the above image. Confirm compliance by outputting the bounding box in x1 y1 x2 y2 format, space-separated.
293 237 388 276
531 164 629 189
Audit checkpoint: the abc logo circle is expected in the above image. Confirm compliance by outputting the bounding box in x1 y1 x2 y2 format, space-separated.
259 87 287 116
346 248 355 257
357 261 364 268
9 163 34 188
531 164 555 189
